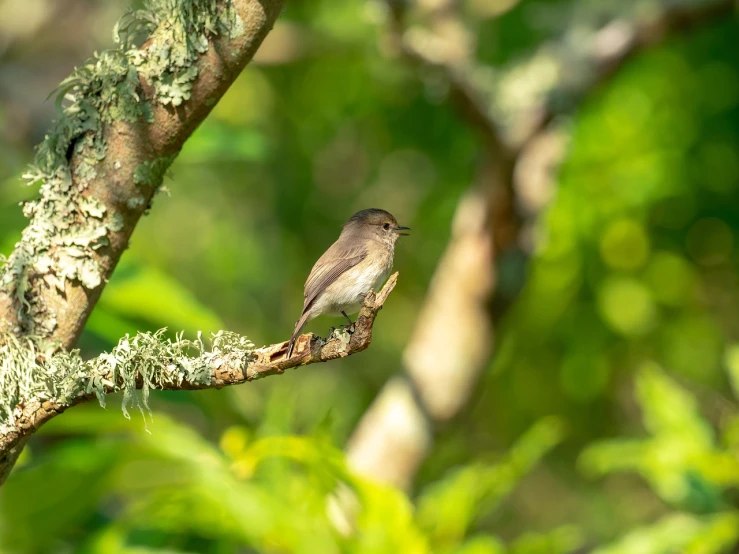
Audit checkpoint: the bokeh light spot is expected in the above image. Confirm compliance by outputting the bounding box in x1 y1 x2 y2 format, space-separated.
599 218 650 270
598 277 656 336
645 252 694 306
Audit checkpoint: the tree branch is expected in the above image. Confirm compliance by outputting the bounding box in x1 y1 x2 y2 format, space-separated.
0 274 398 486
0 0 283 351
520 0 737 147
0 0 285 484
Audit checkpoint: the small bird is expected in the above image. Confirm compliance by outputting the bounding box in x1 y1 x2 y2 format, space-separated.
287 208 409 358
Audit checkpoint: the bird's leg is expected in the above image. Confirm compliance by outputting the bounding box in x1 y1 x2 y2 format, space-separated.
341 311 354 325
341 310 356 334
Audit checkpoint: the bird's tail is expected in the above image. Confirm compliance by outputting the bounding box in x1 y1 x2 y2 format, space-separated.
287 311 311 358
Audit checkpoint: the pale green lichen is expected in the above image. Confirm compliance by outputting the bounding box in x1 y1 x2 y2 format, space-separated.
134 155 178 187
127 196 147 210
326 327 352 353
0 0 234 339
108 212 125 233
228 11 245 39
0 330 255 427
129 0 234 107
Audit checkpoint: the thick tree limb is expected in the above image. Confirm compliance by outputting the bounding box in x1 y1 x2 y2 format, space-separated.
0 274 398 486
0 0 283 350
0 0 285 484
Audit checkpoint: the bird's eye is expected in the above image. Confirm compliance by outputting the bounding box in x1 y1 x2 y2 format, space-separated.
383 223 391 231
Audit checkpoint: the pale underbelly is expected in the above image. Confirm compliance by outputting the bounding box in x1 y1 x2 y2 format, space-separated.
311 262 392 317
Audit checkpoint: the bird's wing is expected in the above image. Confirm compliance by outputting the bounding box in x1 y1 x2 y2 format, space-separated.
302 242 367 313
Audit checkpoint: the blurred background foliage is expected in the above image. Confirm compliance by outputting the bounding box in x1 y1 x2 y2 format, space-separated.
1 0 739 552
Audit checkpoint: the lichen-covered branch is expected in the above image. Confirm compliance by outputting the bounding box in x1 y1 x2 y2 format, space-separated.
0 0 283 352
0 0 283 485
0 274 398 486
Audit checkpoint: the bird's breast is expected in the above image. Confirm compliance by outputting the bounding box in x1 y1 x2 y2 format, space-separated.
314 251 393 316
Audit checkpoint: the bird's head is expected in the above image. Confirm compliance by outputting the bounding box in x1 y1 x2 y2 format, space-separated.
344 208 410 244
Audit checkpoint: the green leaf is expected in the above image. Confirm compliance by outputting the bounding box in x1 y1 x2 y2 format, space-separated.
593 512 739 554
416 417 565 548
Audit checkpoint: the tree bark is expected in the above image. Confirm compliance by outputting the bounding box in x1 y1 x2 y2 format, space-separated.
0 0 283 350
0 0 285 484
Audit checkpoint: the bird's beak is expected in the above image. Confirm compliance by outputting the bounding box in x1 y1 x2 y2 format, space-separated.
394 225 411 236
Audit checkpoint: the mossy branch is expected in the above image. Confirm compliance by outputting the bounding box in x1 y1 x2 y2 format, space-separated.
0 274 398 486
0 0 283 350
0 0 283 484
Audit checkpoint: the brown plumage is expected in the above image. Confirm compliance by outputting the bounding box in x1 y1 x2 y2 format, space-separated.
287 209 409 358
